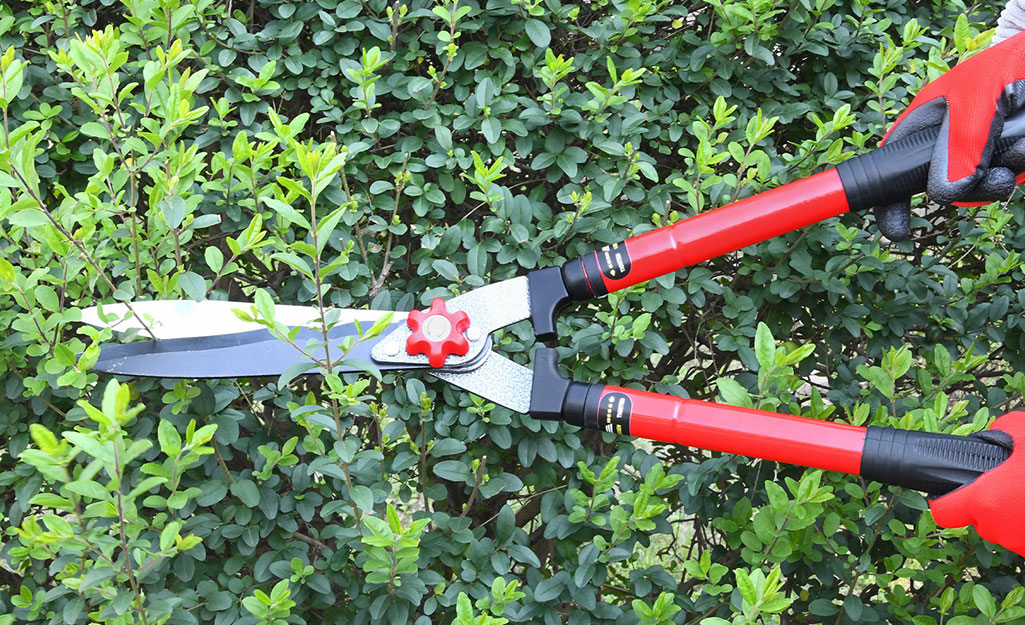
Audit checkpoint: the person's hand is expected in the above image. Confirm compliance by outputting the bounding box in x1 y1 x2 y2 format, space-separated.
929 412 1023 556
874 31 1025 241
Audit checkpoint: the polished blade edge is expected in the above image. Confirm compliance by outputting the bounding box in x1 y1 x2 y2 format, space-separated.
81 300 405 339
91 322 409 378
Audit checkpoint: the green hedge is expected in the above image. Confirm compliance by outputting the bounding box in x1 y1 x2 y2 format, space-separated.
0 0 1023 624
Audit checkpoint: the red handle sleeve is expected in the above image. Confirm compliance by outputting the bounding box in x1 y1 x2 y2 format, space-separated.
582 384 1009 493
591 384 866 474
526 348 1011 494
562 169 850 298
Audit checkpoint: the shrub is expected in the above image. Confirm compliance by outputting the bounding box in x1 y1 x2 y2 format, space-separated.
0 1 1022 624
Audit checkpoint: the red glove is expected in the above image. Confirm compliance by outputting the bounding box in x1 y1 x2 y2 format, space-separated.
874 31 1025 241
929 412 1023 556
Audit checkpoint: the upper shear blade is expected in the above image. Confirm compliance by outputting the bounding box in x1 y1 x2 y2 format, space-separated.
92 321 411 378
80 300 404 340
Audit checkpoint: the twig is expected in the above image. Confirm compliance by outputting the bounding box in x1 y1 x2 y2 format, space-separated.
293 531 329 551
459 455 487 519
8 165 159 340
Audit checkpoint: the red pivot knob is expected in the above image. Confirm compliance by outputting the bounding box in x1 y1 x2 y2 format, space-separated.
405 298 471 367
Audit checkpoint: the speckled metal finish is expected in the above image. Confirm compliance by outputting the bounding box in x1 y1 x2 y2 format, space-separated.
431 351 533 413
371 276 531 368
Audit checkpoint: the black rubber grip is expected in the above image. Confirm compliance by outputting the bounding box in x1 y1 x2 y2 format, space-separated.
860 426 1011 496
837 108 1025 211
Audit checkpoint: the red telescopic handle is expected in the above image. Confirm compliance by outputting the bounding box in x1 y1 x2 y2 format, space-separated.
568 169 851 297
527 170 851 339
579 382 1009 495
592 383 867 475
527 348 1011 496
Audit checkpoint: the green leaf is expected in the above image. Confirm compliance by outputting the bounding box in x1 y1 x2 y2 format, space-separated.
954 14 969 51
28 493 72 509
532 152 557 169
0 257 14 283
506 540 541 565
63 432 113 464
160 520 182 551
167 491 189 510
430 438 466 457
161 195 187 229
79 122 107 138
934 344 952 376
433 259 460 281
205 591 233 612
178 271 206 301
843 595 863 621
316 205 347 256
158 420 182 456
271 252 313 278
779 343 815 366
433 459 471 482
262 197 312 230
78 567 117 591
435 126 453 150
34 285 58 312
524 20 550 47
533 576 563 602
278 360 316 389
858 365 894 400
205 246 224 273
556 152 578 178
349 484 374 511
65 480 107 500
43 513 73 536
482 117 501 144
456 593 473 624
974 585 996 618
808 599 840 616
8 208 49 228
735 569 756 605
62 597 84 624
754 321 775 370
764 480 788 511
716 378 753 409
189 214 222 230
231 479 260 507
255 288 275 322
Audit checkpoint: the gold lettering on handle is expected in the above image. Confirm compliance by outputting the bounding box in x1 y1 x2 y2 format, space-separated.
601 245 617 277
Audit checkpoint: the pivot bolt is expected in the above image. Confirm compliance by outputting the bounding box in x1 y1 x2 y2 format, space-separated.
405 298 471 367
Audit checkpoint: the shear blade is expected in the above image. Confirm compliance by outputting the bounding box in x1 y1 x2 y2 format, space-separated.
80 300 404 340
91 322 411 378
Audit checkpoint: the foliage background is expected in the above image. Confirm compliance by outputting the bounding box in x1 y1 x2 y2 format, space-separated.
0 0 1024 624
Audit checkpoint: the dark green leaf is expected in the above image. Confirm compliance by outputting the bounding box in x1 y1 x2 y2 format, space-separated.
231 479 260 507
524 19 550 48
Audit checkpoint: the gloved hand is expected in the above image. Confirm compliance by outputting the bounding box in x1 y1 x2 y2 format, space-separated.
929 412 1023 556
875 31 1025 240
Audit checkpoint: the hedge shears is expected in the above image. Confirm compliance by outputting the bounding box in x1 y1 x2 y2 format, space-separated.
82 110 1025 498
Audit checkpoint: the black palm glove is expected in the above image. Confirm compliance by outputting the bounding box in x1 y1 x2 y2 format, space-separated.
874 33 1025 241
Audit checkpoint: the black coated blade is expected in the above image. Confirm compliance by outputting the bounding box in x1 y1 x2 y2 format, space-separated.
92 322 414 378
